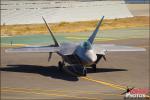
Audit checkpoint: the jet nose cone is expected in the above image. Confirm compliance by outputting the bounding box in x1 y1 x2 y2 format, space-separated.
86 50 97 63
89 56 97 62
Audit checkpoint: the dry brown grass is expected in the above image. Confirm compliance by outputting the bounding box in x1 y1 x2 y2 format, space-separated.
1 16 149 36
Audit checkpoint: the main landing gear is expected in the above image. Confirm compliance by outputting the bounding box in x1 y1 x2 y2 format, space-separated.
58 61 65 71
82 64 97 76
91 64 96 72
58 61 87 76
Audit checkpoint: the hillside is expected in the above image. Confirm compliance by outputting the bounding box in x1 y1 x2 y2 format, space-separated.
1 16 149 36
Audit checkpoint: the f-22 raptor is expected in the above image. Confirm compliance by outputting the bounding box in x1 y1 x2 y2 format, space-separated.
6 16 145 76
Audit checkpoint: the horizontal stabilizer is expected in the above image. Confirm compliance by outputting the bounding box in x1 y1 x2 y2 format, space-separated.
93 44 146 54
5 46 60 53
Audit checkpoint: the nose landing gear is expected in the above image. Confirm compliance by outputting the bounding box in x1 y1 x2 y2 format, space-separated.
83 67 87 76
58 61 87 76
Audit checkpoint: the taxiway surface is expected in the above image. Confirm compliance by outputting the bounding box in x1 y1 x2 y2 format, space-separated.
1 38 149 100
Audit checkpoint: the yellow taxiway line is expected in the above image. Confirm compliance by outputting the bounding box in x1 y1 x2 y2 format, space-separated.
81 77 150 98
2 43 30 47
137 45 150 48
81 77 126 90
65 37 116 41
2 87 123 97
64 66 126 91
1 87 98 100
2 76 127 98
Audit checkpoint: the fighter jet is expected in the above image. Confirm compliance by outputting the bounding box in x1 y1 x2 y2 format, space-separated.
6 16 146 76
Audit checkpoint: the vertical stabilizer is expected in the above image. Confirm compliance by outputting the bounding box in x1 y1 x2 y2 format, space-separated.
42 17 59 46
88 16 104 44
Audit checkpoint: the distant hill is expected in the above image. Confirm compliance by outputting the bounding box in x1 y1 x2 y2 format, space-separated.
1 16 149 36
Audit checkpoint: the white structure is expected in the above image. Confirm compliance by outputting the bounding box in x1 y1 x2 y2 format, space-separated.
1 0 133 25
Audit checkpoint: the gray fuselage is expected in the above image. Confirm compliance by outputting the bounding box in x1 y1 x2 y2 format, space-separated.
57 41 97 66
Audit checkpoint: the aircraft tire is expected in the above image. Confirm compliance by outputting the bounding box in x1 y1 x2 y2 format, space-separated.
92 64 96 72
83 68 87 76
58 61 63 71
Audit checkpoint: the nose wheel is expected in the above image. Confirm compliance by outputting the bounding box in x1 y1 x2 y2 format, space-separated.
83 67 87 76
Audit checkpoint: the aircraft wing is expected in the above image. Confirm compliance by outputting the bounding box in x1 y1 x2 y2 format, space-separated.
93 44 146 54
5 46 60 53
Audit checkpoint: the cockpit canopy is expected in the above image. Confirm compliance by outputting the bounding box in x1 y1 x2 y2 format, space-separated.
82 41 92 50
